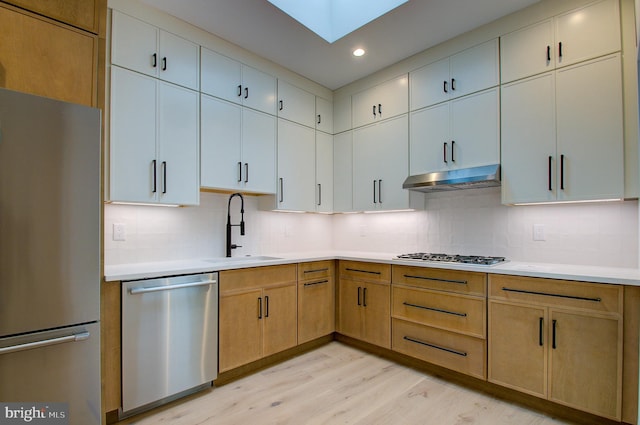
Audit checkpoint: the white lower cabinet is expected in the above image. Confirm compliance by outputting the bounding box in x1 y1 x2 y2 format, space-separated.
109 65 199 205
501 54 623 204
353 114 414 211
201 94 276 194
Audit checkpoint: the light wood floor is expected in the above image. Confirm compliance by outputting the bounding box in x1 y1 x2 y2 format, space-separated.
119 342 575 425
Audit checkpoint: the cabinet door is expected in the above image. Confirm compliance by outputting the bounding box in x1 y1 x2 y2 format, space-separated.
488 301 547 398
352 75 408 127
277 80 316 128
109 66 157 203
500 19 555 83
200 48 242 103
338 278 363 340
242 109 276 193
316 97 333 134
0 5 97 107
501 73 556 204
549 310 621 420
554 0 620 68
263 285 298 357
409 103 450 175
333 131 353 213
200 95 242 190
157 82 199 205
450 88 499 169
410 58 450 110
555 54 623 202
111 11 158 78
242 65 276 115
449 39 499 99
277 119 316 211
219 290 263 372
316 131 334 213
158 30 199 90
5 0 98 33
333 95 352 133
298 278 335 344
362 282 391 349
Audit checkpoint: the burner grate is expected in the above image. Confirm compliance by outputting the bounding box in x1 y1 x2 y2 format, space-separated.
396 253 506 266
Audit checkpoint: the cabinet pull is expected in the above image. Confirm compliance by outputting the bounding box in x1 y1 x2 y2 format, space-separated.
443 80 448 93
238 161 243 182
152 53 157 68
539 317 544 346
317 114 321 125
372 105 376 117
162 161 167 194
303 279 329 287
244 87 249 99
317 183 322 206
265 296 269 318
451 141 455 162
404 336 467 357
357 286 362 306
501 287 601 302
560 154 565 190
346 268 382 275
443 142 448 163
548 156 552 191
279 100 283 111
152 159 157 193
558 42 563 58
373 180 377 203
546 45 551 62
162 57 167 71
279 178 284 202
378 104 382 115
552 319 557 349
363 287 367 307
378 180 383 203
237 85 242 97
244 163 249 183
402 302 467 317
258 297 262 319
403 274 467 285
303 268 329 274
451 78 456 91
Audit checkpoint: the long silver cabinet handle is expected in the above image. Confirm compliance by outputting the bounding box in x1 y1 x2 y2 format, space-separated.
0 332 90 355
129 279 217 295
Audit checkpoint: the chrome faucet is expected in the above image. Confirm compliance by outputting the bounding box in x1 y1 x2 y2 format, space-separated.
226 193 245 257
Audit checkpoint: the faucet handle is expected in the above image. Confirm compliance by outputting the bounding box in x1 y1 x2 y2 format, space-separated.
231 244 242 250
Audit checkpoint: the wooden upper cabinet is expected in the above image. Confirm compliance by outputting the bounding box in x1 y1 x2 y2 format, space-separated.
3 0 100 33
0 4 97 107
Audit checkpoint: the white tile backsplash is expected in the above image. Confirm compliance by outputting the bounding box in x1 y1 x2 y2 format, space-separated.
105 187 639 268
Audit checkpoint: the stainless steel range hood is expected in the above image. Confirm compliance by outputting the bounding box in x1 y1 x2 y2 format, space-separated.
402 164 501 192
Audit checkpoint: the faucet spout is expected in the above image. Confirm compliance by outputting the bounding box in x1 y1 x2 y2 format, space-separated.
226 193 245 257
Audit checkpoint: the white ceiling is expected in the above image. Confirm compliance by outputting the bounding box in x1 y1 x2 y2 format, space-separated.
139 0 540 90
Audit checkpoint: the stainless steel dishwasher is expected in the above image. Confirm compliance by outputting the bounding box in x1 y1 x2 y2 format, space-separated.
121 272 218 416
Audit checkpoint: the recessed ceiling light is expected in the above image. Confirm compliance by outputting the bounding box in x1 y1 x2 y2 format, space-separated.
353 48 365 57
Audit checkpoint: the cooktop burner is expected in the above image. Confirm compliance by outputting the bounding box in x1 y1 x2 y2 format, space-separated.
396 252 507 266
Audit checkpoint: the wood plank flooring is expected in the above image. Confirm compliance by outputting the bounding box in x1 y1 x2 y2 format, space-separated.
118 342 575 425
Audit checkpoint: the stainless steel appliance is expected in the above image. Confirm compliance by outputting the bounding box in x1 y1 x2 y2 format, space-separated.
0 88 101 424
403 164 501 192
121 272 219 416
396 252 507 266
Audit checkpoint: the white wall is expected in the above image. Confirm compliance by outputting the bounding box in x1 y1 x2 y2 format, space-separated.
105 188 638 268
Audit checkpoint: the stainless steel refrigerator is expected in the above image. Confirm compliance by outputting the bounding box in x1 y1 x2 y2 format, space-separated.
0 88 101 425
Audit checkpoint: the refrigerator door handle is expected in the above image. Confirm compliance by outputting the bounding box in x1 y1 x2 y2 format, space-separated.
0 331 90 355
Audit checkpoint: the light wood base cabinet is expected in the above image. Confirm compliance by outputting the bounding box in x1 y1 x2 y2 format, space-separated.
219 265 297 373
488 275 623 421
298 261 335 344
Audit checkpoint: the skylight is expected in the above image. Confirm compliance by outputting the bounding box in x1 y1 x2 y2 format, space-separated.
267 0 409 43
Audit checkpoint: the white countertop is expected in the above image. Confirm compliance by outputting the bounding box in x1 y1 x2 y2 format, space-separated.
104 251 640 286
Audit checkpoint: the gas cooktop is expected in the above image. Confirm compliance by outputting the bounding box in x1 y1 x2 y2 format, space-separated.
395 252 507 266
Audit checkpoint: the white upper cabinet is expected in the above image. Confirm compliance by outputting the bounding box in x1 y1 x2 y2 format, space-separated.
275 119 316 211
410 39 498 110
352 74 408 128
201 47 276 115
111 10 199 90
315 97 333 134
333 131 353 213
501 0 621 83
201 94 276 194
277 80 316 128
316 132 334 213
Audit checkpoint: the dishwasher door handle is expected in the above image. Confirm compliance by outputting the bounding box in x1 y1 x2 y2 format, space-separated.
0 331 90 355
129 279 217 295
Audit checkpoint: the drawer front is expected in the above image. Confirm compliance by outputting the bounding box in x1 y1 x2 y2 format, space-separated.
489 274 622 314
392 318 486 380
220 264 297 294
393 285 485 338
298 260 334 281
393 266 486 296
339 260 391 283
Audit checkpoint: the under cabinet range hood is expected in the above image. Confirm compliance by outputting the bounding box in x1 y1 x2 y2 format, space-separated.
402 164 501 192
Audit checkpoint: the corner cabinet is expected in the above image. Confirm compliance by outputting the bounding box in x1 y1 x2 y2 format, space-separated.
333 131 353 213
352 74 408 128
488 274 623 421
109 66 199 205
277 80 316 128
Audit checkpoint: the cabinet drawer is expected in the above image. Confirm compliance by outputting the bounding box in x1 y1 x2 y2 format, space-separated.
220 264 297 294
393 266 486 296
393 285 485 338
392 318 486 380
298 260 334 281
489 274 622 314
339 261 391 283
